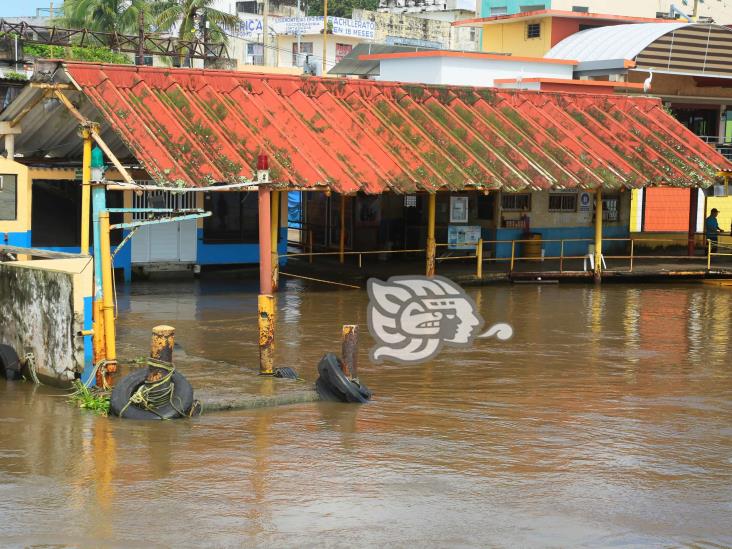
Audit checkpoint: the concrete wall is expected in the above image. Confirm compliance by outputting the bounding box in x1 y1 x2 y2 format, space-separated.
376 55 572 85
0 257 93 386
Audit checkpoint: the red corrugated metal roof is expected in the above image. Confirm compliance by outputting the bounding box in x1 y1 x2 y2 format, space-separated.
63 62 731 192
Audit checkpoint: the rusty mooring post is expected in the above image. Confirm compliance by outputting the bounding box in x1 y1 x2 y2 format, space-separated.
149 325 175 382
341 324 358 379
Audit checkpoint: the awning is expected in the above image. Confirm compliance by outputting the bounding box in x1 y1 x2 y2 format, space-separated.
23 62 732 192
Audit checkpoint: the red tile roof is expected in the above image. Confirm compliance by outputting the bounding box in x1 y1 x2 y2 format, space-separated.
63 62 730 193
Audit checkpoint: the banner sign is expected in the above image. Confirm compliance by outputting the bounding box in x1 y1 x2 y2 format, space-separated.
231 16 376 40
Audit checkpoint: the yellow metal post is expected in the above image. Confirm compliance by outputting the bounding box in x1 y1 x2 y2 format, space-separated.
426 193 436 277
270 190 279 291
258 294 275 375
99 212 117 367
594 188 603 281
81 129 92 255
339 194 346 264
476 238 483 279
708 240 712 270
510 240 515 273
630 239 634 272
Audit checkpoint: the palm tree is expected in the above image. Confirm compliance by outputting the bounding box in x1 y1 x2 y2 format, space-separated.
59 0 148 35
152 0 239 46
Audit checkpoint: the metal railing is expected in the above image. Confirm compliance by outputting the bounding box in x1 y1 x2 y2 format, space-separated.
282 234 725 278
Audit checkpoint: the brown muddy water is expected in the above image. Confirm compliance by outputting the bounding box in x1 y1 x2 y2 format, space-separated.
1 276 731 548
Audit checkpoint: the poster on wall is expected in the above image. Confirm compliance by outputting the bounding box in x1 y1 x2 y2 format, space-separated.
356 195 381 227
578 191 592 223
450 196 469 223
448 225 481 250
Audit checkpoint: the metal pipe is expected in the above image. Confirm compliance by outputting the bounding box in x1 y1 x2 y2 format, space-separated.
559 240 564 273
708 240 712 270
426 193 436 277
91 185 107 375
594 188 603 281
263 0 269 66
630 239 635 272
688 187 697 256
308 229 313 263
81 130 92 255
258 186 274 374
270 190 279 291
99 211 117 368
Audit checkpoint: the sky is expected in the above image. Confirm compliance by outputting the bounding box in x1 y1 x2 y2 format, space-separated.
0 0 61 18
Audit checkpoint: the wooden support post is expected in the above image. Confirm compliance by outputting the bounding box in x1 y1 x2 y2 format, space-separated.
341 324 358 379
339 194 346 264
258 186 274 375
476 238 483 279
99 211 117 371
426 193 436 277
81 129 91 255
594 188 603 281
270 190 279 291
149 325 174 381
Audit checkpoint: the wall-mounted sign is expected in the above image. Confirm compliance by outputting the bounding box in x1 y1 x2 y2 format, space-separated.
448 225 481 250
450 196 469 223
578 191 592 223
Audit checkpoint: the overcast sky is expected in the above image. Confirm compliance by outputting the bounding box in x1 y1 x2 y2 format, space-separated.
0 0 60 18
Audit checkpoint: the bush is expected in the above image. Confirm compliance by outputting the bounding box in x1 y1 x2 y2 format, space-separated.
2 70 28 81
23 43 132 64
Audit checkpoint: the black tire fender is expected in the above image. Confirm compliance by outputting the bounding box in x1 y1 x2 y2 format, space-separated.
110 369 194 420
315 353 371 403
0 344 21 381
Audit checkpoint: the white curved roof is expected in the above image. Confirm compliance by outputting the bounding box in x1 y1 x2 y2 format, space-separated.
546 22 692 62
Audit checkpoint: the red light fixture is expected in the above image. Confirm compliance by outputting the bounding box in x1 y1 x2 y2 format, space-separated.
257 154 269 171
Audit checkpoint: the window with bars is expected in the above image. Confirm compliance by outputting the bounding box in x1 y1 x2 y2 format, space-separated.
526 23 541 39
548 193 577 212
501 193 531 211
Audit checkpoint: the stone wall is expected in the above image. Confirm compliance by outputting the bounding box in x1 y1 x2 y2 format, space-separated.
0 259 91 386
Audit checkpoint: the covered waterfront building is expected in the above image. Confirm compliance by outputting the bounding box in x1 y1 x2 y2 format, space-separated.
0 61 729 283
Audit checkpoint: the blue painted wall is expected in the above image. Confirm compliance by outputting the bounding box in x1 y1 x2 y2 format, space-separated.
484 226 629 258
480 0 550 16
196 227 288 266
4 231 31 247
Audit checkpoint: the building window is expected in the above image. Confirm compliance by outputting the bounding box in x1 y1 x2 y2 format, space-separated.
0 175 17 221
526 22 541 39
548 193 577 212
203 191 260 243
572 5 589 12
501 193 531 211
490 6 508 15
520 4 546 12
292 42 313 66
602 195 620 222
247 43 264 65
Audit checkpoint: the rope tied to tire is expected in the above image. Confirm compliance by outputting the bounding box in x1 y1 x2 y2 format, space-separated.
118 358 187 419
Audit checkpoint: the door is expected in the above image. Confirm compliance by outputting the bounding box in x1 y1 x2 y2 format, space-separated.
131 190 197 264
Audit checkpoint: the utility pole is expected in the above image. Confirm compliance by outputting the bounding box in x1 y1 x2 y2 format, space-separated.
263 0 269 66
136 7 145 66
322 0 328 75
201 10 209 68
296 0 301 65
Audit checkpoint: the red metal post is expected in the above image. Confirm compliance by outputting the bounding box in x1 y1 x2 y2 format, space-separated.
259 186 273 295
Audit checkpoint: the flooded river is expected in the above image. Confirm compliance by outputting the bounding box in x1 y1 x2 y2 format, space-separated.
1 277 731 547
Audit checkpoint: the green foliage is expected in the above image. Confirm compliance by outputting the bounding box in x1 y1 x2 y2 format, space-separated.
152 0 240 46
59 0 149 35
69 380 111 416
2 71 28 81
23 43 131 64
306 0 379 17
